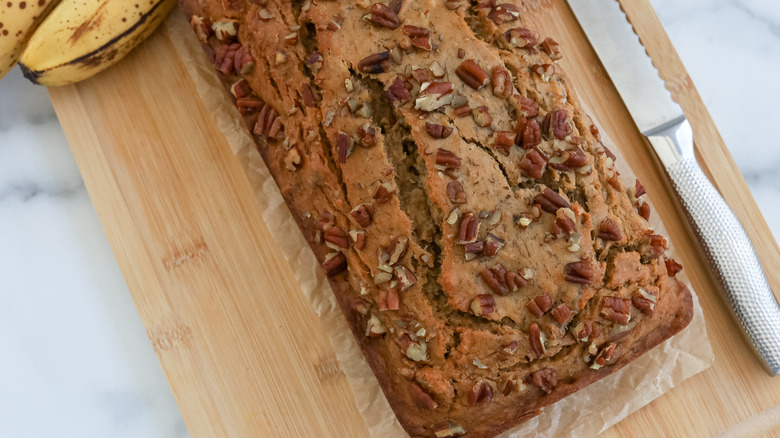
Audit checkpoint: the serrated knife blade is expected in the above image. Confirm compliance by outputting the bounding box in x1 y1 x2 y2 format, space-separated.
568 0 780 375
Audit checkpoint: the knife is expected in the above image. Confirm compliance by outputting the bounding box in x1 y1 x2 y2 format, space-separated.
567 0 780 375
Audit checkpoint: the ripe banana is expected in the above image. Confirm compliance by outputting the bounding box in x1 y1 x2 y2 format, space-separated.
19 0 174 86
0 0 62 80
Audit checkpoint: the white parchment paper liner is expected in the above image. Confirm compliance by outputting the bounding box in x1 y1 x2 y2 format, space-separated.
166 12 714 437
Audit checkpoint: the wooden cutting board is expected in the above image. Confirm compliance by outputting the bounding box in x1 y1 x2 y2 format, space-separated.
48 0 780 436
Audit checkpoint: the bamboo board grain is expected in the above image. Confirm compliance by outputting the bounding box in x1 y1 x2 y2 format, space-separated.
48 0 780 436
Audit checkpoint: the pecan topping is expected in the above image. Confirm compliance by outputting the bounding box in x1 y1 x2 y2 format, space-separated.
358 51 390 74
386 76 411 106
235 45 254 75
411 383 438 410
635 179 646 198
416 81 454 111
411 35 432 51
543 109 571 140
488 3 519 24
356 124 377 148
564 260 593 284
601 296 631 325
388 235 409 265
316 210 335 230
366 314 386 337
236 97 262 114
284 146 301 171
491 65 513 98
464 241 484 260
481 264 527 296
529 322 545 357
534 188 570 213
598 218 622 241
230 79 251 99
299 83 316 107
376 288 398 310
322 252 347 276
307 51 324 74
603 145 617 161
400 334 427 361
368 3 401 29
519 148 546 179
426 122 454 139
591 342 618 370
540 38 562 60
470 294 496 316
468 381 494 406
637 201 650 221
493 131 516 156
522 119 542 148
575 321 593 342
373 181 395 203
436 148 461 171
337 132 354 163
608 174 621 191
457 212 480 244
665 258 683 277
254 104 284 139
515 94 540 118
456 59 490 90
531 368 557 394
214 43 240 75
483 233 505 257
326 14 344 31
472 105 492 127
526 293 552 317
350 297 371 316
394 265 417 291
412 67 435 83
633 288 657 315
350 229 366 250
402 24 429 37
351 203 374 227
324 225 349 249
212 19 239 42
533 63 555 81
549 147 587 171
642 234 668 260
433 422 466 438
551 304 572 324
552 209 576 237
447 181 467 204
190 16 211 43
504 27 538 48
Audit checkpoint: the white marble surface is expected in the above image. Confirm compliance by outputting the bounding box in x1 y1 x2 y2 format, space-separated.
0 1 778 436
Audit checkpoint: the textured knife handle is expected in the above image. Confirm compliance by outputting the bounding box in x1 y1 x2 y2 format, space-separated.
667 157 780 375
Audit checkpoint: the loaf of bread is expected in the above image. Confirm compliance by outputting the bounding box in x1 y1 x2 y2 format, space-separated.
178 1 693 436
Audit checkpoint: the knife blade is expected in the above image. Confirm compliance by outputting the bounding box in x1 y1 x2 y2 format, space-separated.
567 0 780 375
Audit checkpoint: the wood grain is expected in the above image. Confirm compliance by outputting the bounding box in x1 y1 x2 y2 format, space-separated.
48 0 780 436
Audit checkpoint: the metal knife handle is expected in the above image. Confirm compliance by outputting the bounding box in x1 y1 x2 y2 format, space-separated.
647 120 780 375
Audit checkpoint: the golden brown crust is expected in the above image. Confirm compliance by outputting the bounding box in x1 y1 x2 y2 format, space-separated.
177 1 694 436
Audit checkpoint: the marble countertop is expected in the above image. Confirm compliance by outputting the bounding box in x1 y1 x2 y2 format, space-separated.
1 1 778 436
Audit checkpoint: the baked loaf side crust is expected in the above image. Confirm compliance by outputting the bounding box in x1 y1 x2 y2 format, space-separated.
178 1 694 436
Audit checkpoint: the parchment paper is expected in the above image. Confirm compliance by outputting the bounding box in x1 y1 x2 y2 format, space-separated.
166 12 714 437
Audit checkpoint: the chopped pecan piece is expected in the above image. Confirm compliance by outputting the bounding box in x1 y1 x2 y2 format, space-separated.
411 35 432 51
481 264 527 296
468 381 494 406
412 67 435 83
456 59 489 90
488 3 519 24
598 218 622 241
526 293 552 317
416 81 454 111
470 294 496 316
642 234 668 260
426 122 454 139
349 229 366 250
464 241 484 260
365 314 386 337
515 94 540 118
590 342 618 370
214 43 240 75
402 24 429 37
633 288 657 315
637 201 651 221
350 297 371 316
531 368 557 394
564 260 593 284
411 383 438 410
551 304 572 324
368 3 401 29
376 288 399 310
635 179 646 198
386 76 411 107
351 203 374 227
322 252 347 276
483 233 505 257
373 181 395 203
575 321 593 342
446 181 467 204
533 63 555 81
358 51 390 74
492 131 516 156
234 45 254 75
436 148 461 170
324 225 349 249
529 322 545 357
534 188 570 213
356 124 377 148
603 145 617 161
491 66 513 98
388 235 409 265
543 109 571 140
307 51 324 73
472 105 492 127
212 19 239 42
400 334 427 361
540 37 562 60
394 265 417 291
601 296 631 325
300 83 316 107
665 258 683 277
254 104 284 139
522 119 542 148
504 27 538 48
337 132 354 163
457 212 480 244
549 147 587 171
552 209 576 238
519 148 546 179
190 16 211 43
230 79 251 99
326 14 344 31
433 422 467 438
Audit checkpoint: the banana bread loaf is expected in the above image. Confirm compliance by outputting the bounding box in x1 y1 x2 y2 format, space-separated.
178 0 693 436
